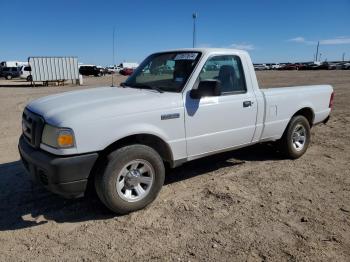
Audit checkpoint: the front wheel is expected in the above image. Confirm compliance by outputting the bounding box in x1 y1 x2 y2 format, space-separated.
280 115 311 159
95 144 165 214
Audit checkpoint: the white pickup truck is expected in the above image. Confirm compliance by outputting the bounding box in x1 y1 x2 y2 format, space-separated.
19 48 334 214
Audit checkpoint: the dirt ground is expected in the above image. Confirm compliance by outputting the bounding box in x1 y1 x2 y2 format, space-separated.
0 71 349 261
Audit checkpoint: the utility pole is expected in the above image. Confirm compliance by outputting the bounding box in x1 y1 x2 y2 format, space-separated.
192 13 197 48
342 52 346 61
111 27 116 87
315 41 320 62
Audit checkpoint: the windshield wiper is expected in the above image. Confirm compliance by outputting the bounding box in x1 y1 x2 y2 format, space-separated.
126 83 164 93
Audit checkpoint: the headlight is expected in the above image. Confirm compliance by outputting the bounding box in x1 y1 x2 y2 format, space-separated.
41 124 75 148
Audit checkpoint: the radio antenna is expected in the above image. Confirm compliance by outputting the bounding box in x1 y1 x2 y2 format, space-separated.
111 27 116 87
192 13 197 48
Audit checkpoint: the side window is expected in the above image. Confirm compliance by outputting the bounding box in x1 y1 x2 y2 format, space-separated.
198 55 246 94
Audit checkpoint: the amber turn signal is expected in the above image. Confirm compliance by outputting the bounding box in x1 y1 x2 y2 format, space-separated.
57 131 74 148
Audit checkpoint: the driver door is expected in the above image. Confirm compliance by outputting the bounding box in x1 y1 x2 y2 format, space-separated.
184 55 257 158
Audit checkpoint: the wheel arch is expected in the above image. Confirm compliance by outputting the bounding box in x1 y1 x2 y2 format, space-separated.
86 133 174 193
291 107 315 127
103 133 173 162
278 107 313 159
279 107 314 141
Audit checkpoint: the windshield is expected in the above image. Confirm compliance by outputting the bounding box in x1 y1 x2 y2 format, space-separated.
124 51 201 93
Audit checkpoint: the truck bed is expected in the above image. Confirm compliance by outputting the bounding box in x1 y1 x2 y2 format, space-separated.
259 85 333 141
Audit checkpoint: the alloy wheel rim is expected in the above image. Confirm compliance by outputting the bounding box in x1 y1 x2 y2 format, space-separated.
292 124 306 151
116 159 154 202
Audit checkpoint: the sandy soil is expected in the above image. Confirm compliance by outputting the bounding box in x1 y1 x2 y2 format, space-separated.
0 71 349 261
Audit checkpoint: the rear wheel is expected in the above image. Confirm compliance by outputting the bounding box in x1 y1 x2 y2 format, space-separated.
26 75 32 82
95 144 165 214
280 115 311 159
5 75 12 80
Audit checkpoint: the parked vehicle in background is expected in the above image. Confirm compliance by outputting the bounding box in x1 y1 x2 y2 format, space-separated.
270 63 281 70
264 63 281 70
19 48 334 214
2 67 21 79
296 63 309 70
153 65 173 74
204 63 220 71
107 66 122 74
328 63 342 70
79 65 102 76
264 63 272 70
0 61 27 68
20 65 32 81
298 62 315 70
97 66 107 76
342 62 350 70
119 62 139 69
119 67 134 75
303 62 328 70
253 64 268 71
279 63 298 70
317 62 331 70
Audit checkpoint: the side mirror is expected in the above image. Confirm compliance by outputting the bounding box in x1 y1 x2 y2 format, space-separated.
190 80 221 99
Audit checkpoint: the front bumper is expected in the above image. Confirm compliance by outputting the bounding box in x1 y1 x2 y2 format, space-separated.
18 135 98 198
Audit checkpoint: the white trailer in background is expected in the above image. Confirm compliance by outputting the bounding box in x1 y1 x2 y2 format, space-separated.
28 57 79 86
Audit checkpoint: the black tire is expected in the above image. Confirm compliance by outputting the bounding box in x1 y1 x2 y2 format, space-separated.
95 144 165 214
280 115 311 159
5 75 12 80
26 75 32 82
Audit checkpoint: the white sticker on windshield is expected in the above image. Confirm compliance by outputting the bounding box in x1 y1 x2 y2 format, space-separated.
174 53 198 60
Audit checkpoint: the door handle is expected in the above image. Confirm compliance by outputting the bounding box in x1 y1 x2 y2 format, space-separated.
243 101 253 107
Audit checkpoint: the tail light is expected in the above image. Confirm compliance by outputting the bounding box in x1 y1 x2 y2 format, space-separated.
329 92 334 109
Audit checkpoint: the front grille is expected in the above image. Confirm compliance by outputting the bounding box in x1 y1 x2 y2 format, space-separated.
22 108 45 148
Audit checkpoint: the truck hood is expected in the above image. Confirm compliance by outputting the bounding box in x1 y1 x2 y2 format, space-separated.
27 86 183 126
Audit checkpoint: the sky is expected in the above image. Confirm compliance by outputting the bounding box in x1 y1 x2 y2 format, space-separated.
1 0 349 65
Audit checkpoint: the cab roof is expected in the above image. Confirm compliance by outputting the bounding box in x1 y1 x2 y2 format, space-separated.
154 48 249 56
